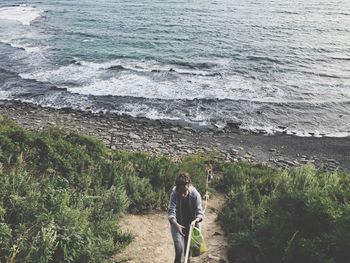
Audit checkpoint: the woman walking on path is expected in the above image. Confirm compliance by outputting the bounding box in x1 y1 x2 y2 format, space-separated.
167 172 204 263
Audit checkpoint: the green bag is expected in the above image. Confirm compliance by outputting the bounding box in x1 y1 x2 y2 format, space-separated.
189 227 208 257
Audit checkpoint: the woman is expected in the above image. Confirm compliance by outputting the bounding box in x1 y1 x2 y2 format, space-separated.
167 172 204 263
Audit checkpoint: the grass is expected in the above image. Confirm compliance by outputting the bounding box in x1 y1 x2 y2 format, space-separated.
1 114 349 263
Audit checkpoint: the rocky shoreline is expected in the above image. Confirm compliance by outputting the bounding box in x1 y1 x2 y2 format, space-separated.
1 99 349 172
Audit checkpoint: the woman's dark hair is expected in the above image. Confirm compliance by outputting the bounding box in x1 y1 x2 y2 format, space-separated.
175 172 191 191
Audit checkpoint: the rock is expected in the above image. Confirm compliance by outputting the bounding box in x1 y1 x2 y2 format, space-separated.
145 142 160 148
170 127 179 132
226 121 241 129
269 148 277 152
128 132 141 140
256 129 267 134
230 149 239 155
208 254 221 261
278 159 296 166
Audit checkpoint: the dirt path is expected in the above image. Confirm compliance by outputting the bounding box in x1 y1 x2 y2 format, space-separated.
114 193 228 263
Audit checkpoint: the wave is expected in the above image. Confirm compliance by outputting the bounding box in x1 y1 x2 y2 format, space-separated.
299 69 350 80
167 60 218 69
0 5 42 26
275 11 300 15
330 57 350 61
22 57 223 81
18 57 350 104
74 58 224 78
66 31 102 39
0 39 43 53
106 65 126 71
0 66 18 76
246 55 283 64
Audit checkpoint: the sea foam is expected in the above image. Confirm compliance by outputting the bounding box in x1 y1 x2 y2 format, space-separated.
0 5 42 26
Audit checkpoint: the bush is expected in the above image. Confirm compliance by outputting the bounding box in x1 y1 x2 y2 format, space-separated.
0 117 132 262
0 115 217 262
123 175 157 213
218 164 350 263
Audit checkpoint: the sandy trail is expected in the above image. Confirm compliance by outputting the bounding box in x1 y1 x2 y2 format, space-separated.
114 193 228 263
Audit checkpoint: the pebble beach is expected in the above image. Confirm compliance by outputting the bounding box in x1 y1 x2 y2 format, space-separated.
1 100 349 172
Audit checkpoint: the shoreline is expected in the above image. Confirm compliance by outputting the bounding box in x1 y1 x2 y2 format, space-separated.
0 99 349 171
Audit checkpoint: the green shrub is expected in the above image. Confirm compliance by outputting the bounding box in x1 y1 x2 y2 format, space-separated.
123 175 157 212
0 116 133 262
332 203 350 263
218 164 350 263
218 186 257 233
227 232 264 263
0 222 12 258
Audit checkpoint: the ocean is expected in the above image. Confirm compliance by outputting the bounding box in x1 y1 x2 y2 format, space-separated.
0 0 349 137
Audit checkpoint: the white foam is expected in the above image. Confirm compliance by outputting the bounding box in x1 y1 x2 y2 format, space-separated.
18 59 288 103
20 63 96 85
0 38 43 53
18 59 350 105
63 68 253 100
0 5 42 26
0 90 14 100
324 132 350 138
74 58 215 76
20 92 93 110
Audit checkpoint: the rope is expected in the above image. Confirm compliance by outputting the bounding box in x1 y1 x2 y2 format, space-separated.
203 164 212 214
184 164 212 263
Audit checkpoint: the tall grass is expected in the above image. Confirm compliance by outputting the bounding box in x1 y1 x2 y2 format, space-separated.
0 115 211 262
218 161 350 263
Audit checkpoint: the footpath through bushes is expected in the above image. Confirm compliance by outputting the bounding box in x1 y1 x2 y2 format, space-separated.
0 115 209 262
1 114 350 262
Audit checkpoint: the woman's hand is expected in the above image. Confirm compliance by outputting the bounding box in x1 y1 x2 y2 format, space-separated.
190 218 200 227
171 218 185 236
175 223 185 236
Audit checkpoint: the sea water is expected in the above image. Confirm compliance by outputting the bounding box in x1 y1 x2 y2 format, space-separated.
0 0 349 136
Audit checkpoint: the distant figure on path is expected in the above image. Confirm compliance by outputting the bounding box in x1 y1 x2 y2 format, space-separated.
167 172 204 263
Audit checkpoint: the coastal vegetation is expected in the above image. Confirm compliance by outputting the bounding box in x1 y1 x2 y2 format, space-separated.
0 115 208 262
217 162 350 263
0 114 349 262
